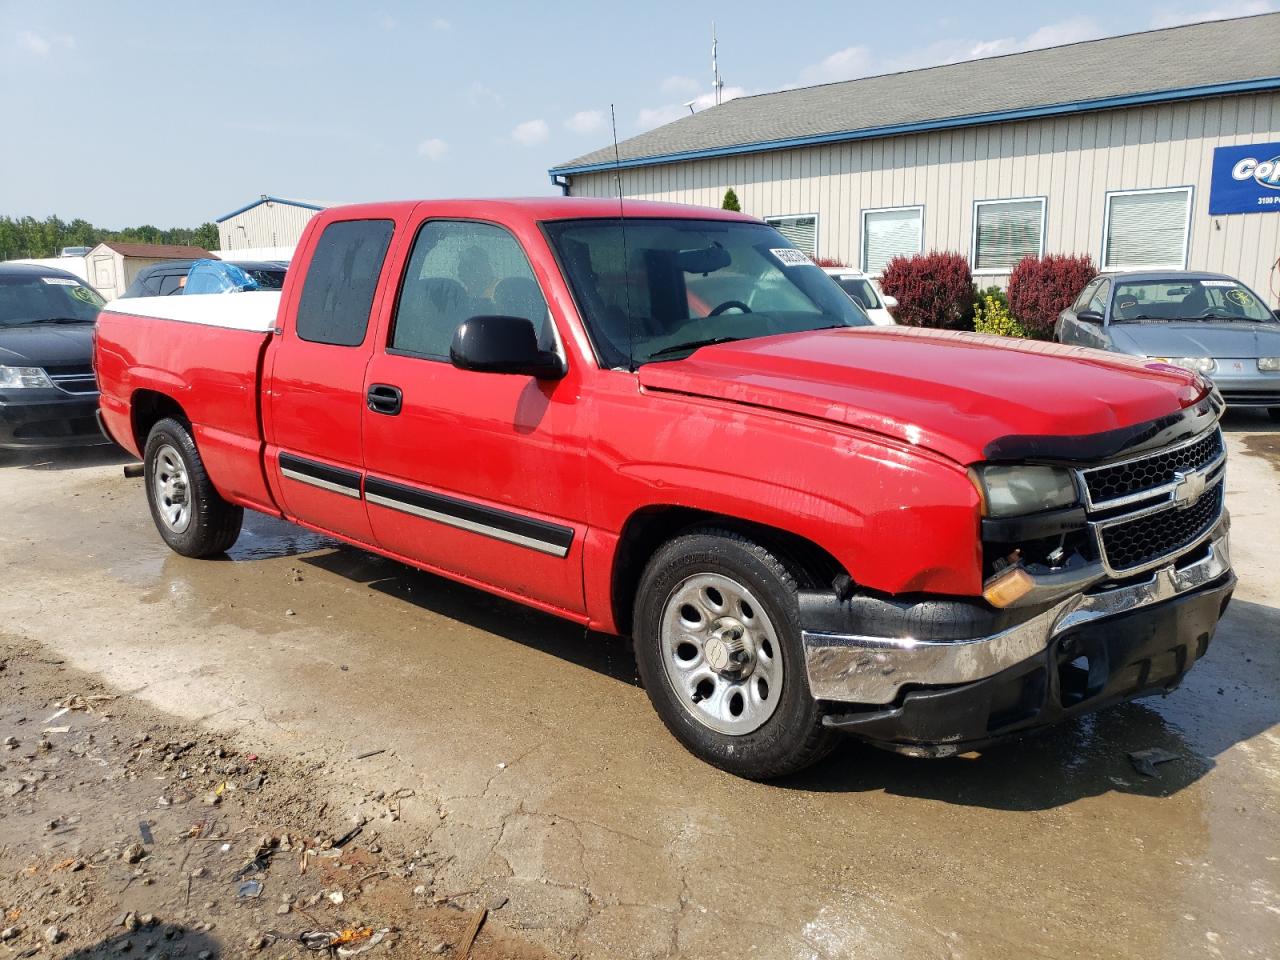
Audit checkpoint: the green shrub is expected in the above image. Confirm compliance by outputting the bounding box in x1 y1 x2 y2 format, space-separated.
721 188 742 212
972 293 1029 338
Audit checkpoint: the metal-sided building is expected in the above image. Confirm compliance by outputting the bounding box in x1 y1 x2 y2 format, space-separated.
550 14 1280 301
215 196 328 252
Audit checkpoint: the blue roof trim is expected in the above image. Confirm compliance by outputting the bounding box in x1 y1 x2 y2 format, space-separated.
548 77 1280 178
215 195 326 223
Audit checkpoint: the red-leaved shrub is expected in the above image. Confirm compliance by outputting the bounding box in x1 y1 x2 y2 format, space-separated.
878 252 973 329
1007 254 1097 339
813 257 847 268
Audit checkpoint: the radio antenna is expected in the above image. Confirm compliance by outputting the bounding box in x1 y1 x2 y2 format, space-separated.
610 103 635 370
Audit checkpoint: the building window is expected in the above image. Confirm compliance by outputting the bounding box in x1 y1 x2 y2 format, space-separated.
1102 188 1192 271
764 215 818 257
972 198 1045 273
861 206 923 275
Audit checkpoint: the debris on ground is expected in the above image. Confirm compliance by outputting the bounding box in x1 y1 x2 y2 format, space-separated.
0 643 552 960
1129 747 1181 777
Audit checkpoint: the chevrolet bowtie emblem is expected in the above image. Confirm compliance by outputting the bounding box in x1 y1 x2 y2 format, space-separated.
1171 469 1207 508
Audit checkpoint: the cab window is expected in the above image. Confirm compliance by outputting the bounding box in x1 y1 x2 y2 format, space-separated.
391 220 550 360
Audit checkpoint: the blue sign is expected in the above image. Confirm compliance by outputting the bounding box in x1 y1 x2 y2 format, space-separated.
1209 141 1280 215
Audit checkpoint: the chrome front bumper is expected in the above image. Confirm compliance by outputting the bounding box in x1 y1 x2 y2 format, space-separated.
802 526 1232 705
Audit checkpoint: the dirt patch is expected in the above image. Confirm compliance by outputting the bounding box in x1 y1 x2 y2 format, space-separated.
1240 432 1280 475
0 642 552 960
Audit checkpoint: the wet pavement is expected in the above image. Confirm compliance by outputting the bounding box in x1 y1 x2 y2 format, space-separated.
1 411 1277 960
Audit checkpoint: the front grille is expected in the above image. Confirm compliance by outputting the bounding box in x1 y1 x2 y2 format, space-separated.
1218 390 1280 406
43 364 98 396
1098 484 1223 573
1082 429 1223 504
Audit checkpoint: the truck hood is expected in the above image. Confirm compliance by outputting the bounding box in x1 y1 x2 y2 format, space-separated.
637 327 1207 464
0 323 95 367
1108 320 1280 358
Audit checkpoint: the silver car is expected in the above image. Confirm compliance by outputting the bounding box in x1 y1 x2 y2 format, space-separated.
1055 271 1280 419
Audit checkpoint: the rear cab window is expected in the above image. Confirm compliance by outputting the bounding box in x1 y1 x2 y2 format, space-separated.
296 220 395 346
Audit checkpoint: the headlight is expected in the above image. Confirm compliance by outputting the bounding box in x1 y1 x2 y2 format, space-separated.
1259 357 1280 373
0 365 55 389
1155 357 1217 374
971 465 1079 517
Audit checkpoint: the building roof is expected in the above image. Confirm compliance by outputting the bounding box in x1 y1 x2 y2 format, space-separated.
91 242 215 259
551 13 1280 177
215 195 329 224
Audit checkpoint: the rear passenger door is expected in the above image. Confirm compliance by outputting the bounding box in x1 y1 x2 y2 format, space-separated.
265 218 396 544
360 217 588 615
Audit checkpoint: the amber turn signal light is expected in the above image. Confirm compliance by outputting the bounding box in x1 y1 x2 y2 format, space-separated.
983 566 1035 608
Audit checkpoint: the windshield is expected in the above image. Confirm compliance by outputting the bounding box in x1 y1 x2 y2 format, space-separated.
1112 278 1275 323
245 268 286 290
544 219 871 367
833 276 882 311
0 274 105 326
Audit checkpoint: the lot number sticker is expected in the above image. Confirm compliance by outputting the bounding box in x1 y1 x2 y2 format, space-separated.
41 277 79 285
770 248 812 267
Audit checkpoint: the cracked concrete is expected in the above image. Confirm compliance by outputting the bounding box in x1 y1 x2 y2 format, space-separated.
0 411 1277 959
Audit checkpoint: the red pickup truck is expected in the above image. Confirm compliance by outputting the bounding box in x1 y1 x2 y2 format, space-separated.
94 198 1235 779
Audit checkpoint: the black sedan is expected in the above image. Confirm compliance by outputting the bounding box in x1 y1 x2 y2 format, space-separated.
0 262 108 448
1055 271 1280 418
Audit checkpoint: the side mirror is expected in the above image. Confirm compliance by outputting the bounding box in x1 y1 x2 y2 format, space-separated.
882 294 898 311
1076 309 1104 324
450 315 566 379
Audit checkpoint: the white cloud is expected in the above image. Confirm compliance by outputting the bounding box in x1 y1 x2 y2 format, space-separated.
466 81 503 106
432 17 451 30
511 118 549 146
17 29 73 56
378 13 396 31
660 74 700 95
417 137 448 160
799 17 1104 86
635 86 747 131
1150 0 1275 27
799 46 874 85
564 110 605 134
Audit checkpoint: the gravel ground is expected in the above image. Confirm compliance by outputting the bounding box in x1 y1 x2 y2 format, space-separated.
0 645 550 959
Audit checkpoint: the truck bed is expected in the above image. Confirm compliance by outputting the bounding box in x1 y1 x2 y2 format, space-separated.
95 293 282 514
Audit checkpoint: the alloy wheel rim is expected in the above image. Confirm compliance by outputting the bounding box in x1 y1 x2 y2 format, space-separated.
152 443 192 534
659 572 784 736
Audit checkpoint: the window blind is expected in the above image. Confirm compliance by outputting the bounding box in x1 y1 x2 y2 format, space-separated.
973 199 1043 271
862 208 921 274
765 215 817 256
1103 190 1190 269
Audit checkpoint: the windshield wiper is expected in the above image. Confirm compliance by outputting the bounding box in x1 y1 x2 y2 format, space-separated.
647 336 745 360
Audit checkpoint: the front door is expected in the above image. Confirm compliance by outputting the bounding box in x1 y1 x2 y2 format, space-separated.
266 217 396 544
361 217 588 615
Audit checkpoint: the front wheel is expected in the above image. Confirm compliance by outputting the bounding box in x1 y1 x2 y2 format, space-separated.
143 418 243 558
633 528 838 779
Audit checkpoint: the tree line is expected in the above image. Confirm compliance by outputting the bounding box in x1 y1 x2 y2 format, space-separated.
0 215 220 261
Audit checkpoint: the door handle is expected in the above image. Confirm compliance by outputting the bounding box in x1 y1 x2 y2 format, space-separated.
367 383 403 416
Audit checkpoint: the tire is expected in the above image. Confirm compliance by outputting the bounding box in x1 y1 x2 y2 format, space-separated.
633 527 838 780
143 418 243 558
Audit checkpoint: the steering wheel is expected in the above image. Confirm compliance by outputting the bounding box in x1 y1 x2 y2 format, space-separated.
708 300 752 317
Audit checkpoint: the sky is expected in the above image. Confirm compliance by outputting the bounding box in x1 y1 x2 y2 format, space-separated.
0 0 1274 228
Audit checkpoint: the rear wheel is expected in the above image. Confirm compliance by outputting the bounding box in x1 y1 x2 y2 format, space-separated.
633 528 838 779
143 418 242 557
